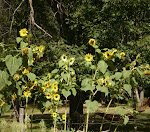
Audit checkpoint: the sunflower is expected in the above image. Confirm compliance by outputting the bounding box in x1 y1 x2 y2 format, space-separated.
122 67 126 70
0 102 6 107
52 82 58 92
12 93 17 101
19 28 28 37
46 93 52 99
62 114 66 120
69 58 75 65
39 45 44 52
104 51 112 60
45 81 51 88
14 74 20 81
48 73 51 79
22 48 28 56
61 54 67 62
24 91 31 98
47 107 52 112
41 87 46 93
53 94 60 101
143 70 150 76
52 112 57 118
97 78 105 86
111 49 117 55
22 68 29 74
85 53 93 62
89 39 96 46
119 52 125 59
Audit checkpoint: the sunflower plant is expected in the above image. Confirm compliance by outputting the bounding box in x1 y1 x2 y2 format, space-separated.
80 39 149 132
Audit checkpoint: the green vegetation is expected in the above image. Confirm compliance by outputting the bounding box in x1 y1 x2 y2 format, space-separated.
0 0 150 131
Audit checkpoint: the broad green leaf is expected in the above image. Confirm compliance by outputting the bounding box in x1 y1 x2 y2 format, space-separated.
81 78 91 87
114 72 122 80
71 88 77 96
98 60 108 74
96 85 109 96
16 37 22 43
85 100 99 113
0 94 4 98
62 89 71 99
18 87 22 96
27 73 36 82
95 49 101 54
28 48 33 66
16 82 20 89
5 55 22 76
51 69 59 74
124 116 129 125
81 84 95 92
136 68 143 76
0 70 10 90
61 72 68 82
20 41 28 50
45 101 52 108
122 70 131 78
123 84 132 96
1 104 11 115
58 60 65 67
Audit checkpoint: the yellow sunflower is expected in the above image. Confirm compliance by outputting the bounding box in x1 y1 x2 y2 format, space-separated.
52 82 58 92
104 51 112 60
61 54 67 62
22 48 28 56
24 91 31 98
52 112 57 118
53 94 60 101
12 93 17 101
39 45 44 52
143 70 150 76
85 53 93 62
62 114 66 120
48 73 51 79
69 58 75 65
47 107 52 112
22 68 29 74
119 52 125 59
89 39 96 46
19 28 28 37
97 78 105 86
45 81 51 88
46 93 52 99
14 74 20 81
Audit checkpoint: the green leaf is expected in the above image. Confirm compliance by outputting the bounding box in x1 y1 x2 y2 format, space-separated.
114 72 122 80
85 100 99 113
137 59 142 64
61 72 68 82
28 48 33 66
51 69 59 74
98 60 108 74
95 49 101 54
81 78 91 87
20 41 28 50
0 70 10 90
124 116 129 125
18 87 22 96
122 70 131 78
62 89 71 99
96 85 109 96
58 60 65 67
1 104 11 115
5 55 22 76
45 101 52 108
81 84 95 92
118 108 126 116
16 37 22 43
27 73 36 82
123 84 132 96
71 88 77 96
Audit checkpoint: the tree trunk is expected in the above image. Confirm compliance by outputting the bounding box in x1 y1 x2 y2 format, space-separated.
70 92 84 130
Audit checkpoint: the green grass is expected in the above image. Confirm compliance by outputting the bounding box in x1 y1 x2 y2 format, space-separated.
0 105 150 132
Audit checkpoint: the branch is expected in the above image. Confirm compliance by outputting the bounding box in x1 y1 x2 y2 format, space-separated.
9 0 25 33
29 0 53 38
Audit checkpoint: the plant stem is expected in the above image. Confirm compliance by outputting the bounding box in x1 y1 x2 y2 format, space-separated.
85 109 89 132
64 98 67 131
100 96 114 132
